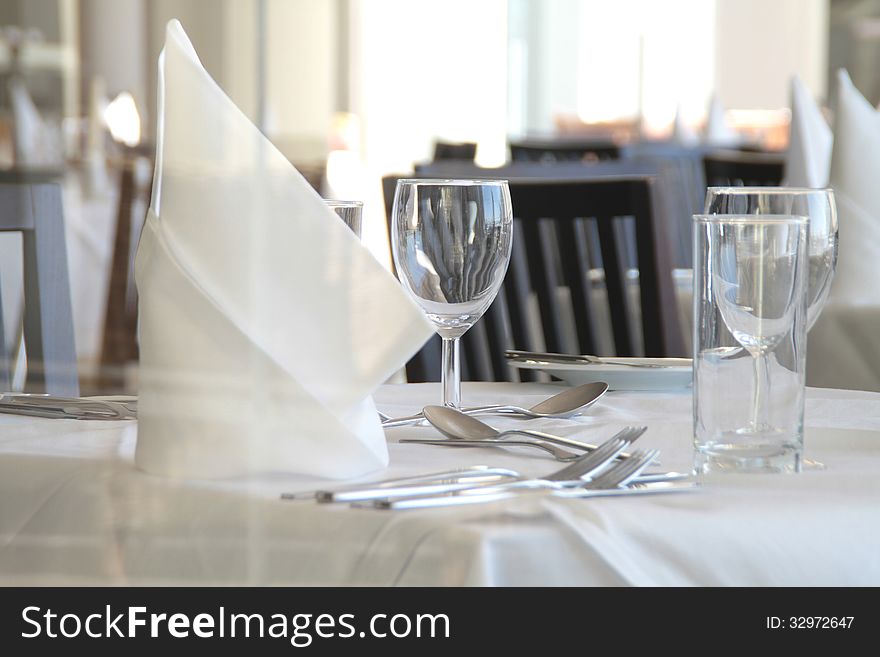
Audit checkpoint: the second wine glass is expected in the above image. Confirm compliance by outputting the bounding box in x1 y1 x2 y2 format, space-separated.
391 179 513 408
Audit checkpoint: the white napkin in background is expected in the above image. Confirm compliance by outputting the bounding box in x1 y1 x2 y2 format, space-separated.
784 75 831 188
8 78 62 167
134 21 432 479
671 104 699 147
703 95 741 147
83 76 112 198
807 69 880 392
822 69 880 302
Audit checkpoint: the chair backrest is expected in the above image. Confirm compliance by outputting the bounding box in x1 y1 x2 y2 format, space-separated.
509 139 620 163
702 149 784 187
382 174 683 382
0 182 78 394
100 154 152 390
432 141 477 162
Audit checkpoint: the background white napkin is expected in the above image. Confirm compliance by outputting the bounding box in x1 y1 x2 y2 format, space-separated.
671 104 699 146
703 95 741 147
807 69 880 391
8 78 62 167
784 75 831 188
134 21 432 479
821 69 880 302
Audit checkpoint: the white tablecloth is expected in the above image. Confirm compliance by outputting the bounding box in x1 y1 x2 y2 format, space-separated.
807 300 880 393
1 382 879 586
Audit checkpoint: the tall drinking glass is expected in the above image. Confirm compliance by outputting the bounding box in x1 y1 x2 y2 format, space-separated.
693 214 808 473
704 187 837 329
325 200 364 239
391 179 513 407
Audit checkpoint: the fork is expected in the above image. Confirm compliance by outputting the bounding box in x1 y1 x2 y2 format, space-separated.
286 430 638 504
367 447 660 510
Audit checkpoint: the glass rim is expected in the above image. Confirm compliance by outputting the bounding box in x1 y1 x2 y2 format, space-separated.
693 213 809 224
395 178 509 186
706 186 833 195
324 200 364 208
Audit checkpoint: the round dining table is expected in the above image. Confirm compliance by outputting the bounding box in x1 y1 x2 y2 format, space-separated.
1 382 879 586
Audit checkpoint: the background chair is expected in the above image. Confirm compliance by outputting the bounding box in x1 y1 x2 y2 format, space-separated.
98 149 152 392
431 140 477 162
509 138 620 163
702 148 785 187
0 181 78 394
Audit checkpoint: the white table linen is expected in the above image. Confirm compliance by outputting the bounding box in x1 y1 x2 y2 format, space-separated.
1 382 879 586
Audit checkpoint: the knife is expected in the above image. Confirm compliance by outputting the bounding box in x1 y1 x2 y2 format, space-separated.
505 350 690 368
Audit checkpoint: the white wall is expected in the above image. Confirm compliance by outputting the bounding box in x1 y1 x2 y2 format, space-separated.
715 0 829 108
349 0 509 265
80 0 147 113
521 0 829 133
264 0 337 161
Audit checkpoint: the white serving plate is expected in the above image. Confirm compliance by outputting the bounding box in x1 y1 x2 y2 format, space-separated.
508 357 693 391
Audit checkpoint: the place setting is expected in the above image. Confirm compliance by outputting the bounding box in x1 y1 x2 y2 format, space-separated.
6 7 880 594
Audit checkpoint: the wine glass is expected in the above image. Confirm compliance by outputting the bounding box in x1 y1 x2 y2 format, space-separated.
704 187 837 329
710 215 808 434
391 179 513 407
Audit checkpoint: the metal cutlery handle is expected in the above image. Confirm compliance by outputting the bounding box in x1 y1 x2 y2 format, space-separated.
366 479 698 510
498 428 618 455
280 466 521 501
399 438 582 461
505 350 676 368
381 405 523 428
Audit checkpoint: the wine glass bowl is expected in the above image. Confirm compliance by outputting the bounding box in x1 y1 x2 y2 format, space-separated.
714 220 806 356
391 179 513 406
704 187 837 330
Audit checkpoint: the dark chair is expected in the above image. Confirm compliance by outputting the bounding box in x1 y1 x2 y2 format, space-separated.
432 141 477 162
0 182 78 394
99 151 152 391
509 139 620 163
382 174 682 382
702 149 784 187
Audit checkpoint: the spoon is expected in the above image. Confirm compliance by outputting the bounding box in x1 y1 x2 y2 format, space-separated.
420 404 643 457
379 381 609 428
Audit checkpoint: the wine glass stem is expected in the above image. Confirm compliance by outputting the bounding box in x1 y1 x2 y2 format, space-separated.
441 336 461 408
752 352 771 430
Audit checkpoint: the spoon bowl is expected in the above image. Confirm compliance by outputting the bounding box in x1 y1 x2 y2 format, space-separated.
422 405 645 458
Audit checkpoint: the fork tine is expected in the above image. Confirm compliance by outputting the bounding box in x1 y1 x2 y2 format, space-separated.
588 449 658 489
546 438 627 481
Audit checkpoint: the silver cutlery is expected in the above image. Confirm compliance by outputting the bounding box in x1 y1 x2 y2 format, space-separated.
281 466 522 502
398 437 586 461
367 448 665 510
505 350 690 369
378 382 608 428
420 404 644 458
0 394 137 420
299 435 631 504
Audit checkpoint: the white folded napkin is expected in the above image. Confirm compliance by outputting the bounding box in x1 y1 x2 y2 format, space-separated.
134 21 432 479
806 69 880 391
784 75 831 188
703 95 740 147
8 77 61 167
822 69 880 302
83 76 111 198
671 105 699 147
